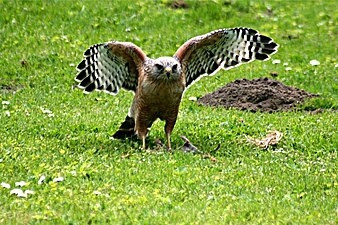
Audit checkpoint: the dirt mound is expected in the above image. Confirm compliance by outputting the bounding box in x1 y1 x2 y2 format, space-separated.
197 77 319 112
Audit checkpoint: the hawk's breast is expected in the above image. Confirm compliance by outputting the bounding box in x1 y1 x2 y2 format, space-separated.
138 78 185 118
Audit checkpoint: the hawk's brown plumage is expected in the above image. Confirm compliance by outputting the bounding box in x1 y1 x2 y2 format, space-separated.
74 27 279 149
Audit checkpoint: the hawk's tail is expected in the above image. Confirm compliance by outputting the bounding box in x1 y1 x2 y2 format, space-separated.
112 115 136 139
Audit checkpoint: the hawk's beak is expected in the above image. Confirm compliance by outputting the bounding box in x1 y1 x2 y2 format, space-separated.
165 66 171 78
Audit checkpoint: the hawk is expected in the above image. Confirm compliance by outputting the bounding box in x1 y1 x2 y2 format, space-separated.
74 27 279 149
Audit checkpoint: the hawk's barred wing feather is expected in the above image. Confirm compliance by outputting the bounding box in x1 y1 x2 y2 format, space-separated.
174 27 279 87
75 41 147 94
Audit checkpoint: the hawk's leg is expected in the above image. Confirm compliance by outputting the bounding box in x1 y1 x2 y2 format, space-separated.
136 129 148 150
164 119 176 150
135 119 150 150
142 135 146 150
166 132 171 150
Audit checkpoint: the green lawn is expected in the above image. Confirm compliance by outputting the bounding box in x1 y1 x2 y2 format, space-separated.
0 0 337 224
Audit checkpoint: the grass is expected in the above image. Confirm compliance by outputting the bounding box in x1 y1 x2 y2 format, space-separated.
0 0 337 224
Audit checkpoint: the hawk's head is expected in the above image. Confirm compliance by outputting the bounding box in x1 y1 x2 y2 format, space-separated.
147 57 182 81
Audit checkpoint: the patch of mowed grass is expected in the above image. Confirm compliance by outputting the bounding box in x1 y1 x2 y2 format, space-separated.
0 0 337 224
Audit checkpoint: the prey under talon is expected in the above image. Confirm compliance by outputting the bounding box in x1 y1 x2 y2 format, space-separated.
180 135 202 154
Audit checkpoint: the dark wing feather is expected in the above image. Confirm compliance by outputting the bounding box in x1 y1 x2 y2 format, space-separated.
75 41 147 94
174 27 279 87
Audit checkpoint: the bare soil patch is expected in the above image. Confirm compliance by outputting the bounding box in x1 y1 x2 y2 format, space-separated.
197 77 319 112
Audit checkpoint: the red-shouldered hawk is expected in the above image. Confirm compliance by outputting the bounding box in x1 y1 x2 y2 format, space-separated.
74 27 279 149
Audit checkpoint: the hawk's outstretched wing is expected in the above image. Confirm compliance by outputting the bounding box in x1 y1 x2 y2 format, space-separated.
174 27 279 87
75 41 147 94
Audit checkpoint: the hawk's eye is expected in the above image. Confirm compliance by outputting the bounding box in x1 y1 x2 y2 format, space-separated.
154 63 164 71
172 64 178 73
